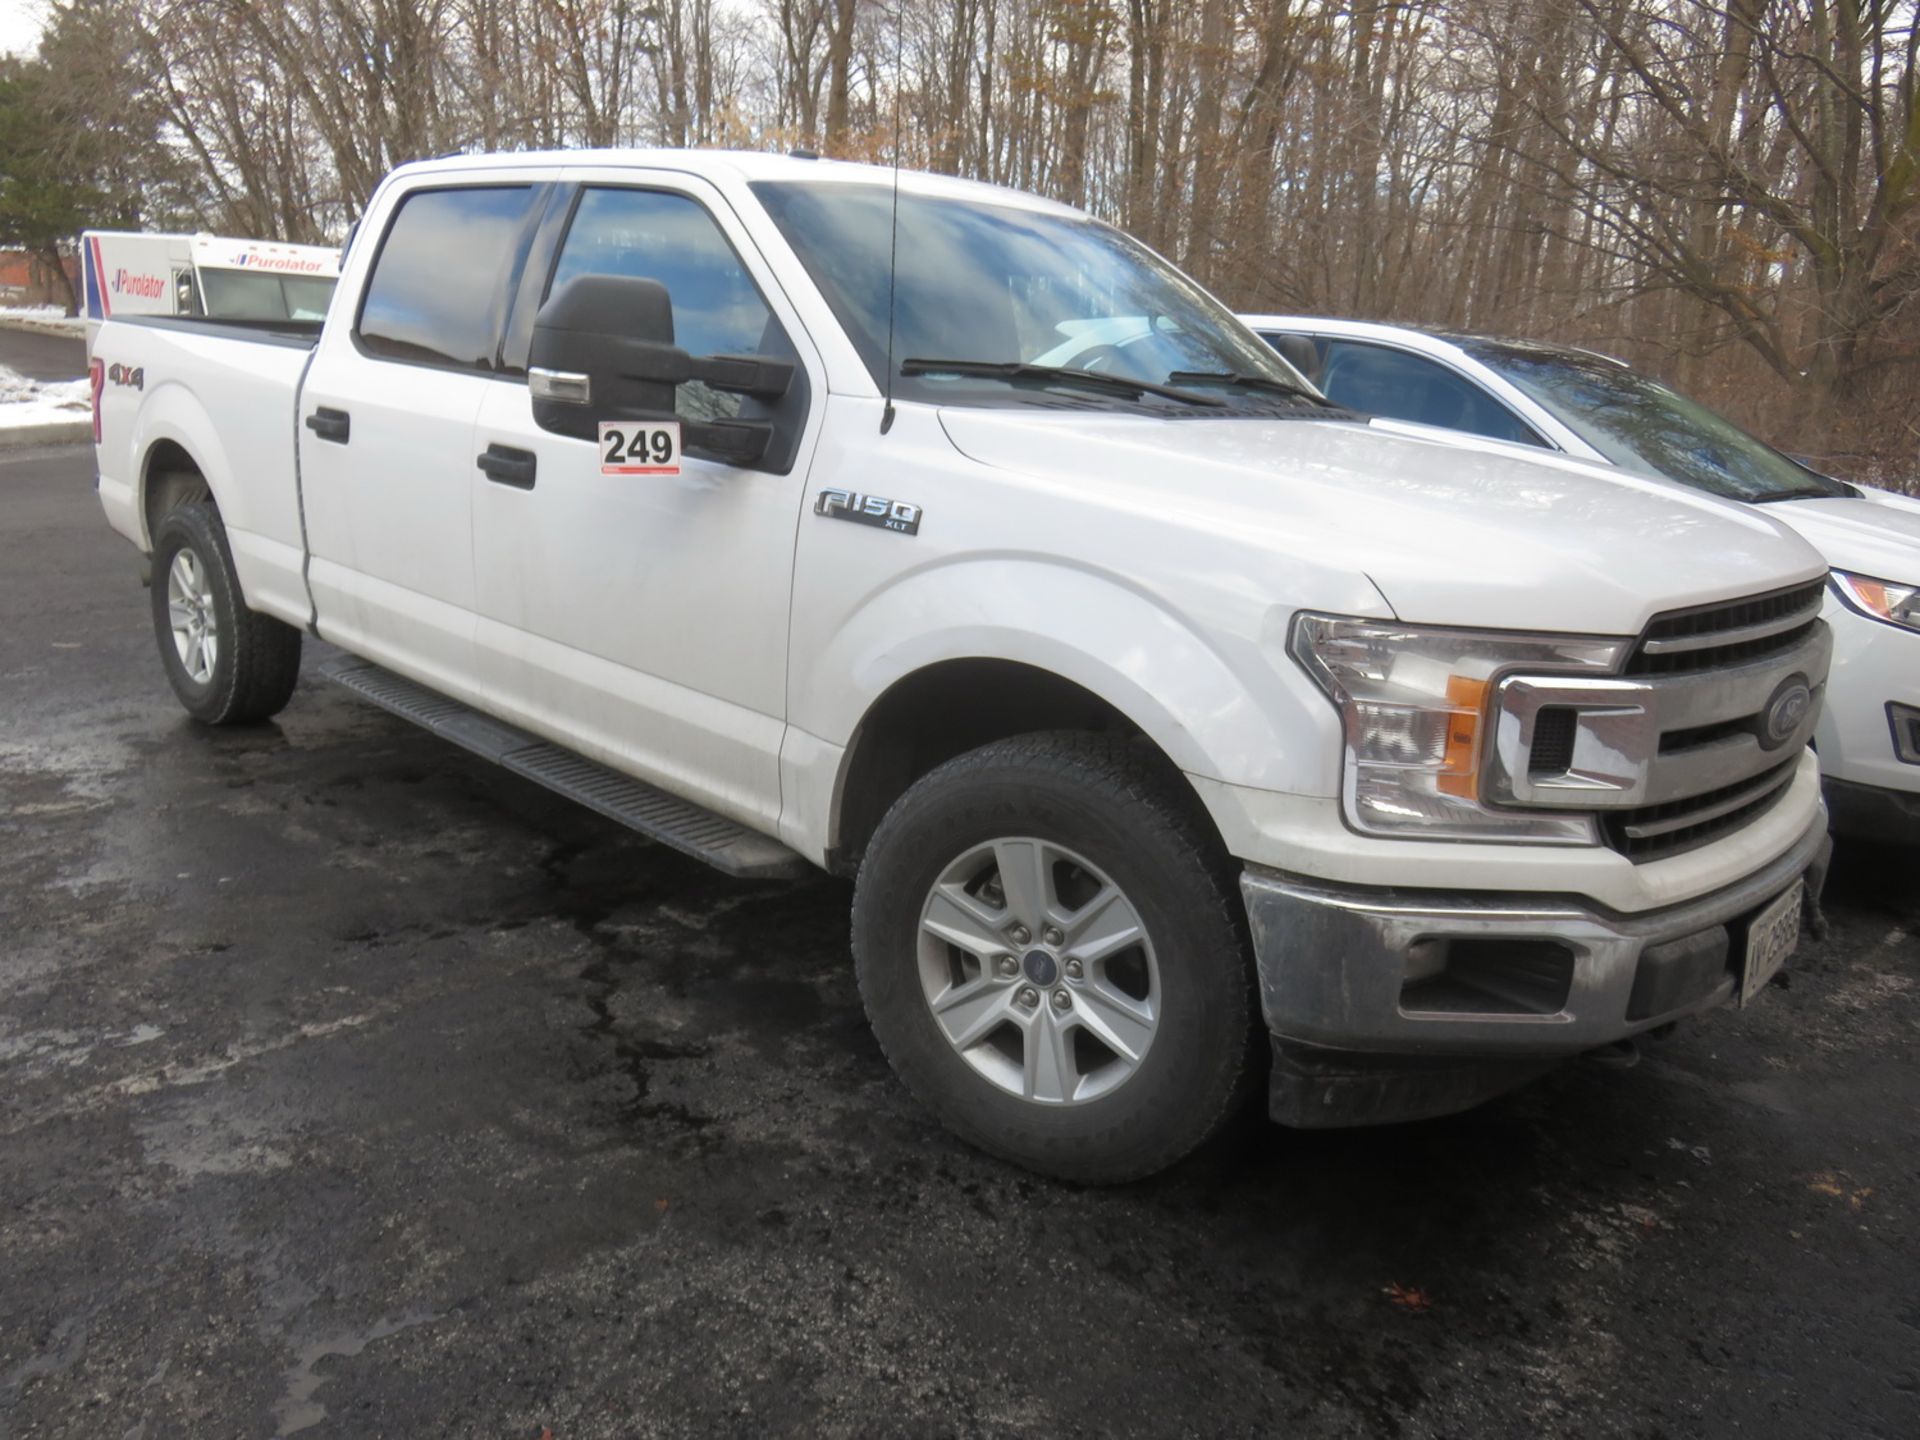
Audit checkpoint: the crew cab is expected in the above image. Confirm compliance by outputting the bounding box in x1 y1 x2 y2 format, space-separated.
1244 315 1920 846
90 151 1834 1182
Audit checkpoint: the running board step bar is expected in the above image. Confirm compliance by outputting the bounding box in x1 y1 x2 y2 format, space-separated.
318 655 810 880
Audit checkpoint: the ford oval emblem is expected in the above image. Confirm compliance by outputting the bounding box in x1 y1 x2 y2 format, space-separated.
1760 677 1813 749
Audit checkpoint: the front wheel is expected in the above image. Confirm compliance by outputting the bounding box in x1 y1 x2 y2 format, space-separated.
852 733 1258 1183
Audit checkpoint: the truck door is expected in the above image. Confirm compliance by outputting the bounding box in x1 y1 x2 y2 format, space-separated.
297 183 549 700
468 174 823 835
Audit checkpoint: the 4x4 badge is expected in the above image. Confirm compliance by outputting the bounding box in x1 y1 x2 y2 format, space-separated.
815 488 921 536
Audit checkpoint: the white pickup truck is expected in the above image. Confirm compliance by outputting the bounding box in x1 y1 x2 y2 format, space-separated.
91 149 1834 1182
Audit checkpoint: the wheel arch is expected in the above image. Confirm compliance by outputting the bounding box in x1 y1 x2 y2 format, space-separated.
830 658 1178 873
793 557 1337 874
131 384 237 549
140 437 214 549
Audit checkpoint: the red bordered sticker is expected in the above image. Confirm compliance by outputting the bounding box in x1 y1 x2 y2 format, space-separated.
599 421 681 475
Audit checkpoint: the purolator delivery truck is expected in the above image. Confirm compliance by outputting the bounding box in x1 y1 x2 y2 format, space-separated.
80 230 340 344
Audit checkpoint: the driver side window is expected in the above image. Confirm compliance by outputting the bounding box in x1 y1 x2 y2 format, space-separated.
546 188 791 422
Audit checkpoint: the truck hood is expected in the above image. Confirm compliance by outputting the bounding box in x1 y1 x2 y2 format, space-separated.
1763 487 1920 583
937 409 1827 634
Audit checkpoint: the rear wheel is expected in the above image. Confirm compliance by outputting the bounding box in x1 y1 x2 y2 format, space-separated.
149 502 301 724
852 732 1258 1183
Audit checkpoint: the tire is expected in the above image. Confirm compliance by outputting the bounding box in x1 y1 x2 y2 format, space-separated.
852 732 1259 1183
149 501 302 724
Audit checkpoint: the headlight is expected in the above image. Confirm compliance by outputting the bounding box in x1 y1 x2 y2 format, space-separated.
1831 570 1920 632
1290 614 1627 842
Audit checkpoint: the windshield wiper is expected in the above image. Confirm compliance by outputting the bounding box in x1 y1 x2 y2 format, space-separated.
901 358 1225 407
1751 485 1855 503
1165 370 1338 407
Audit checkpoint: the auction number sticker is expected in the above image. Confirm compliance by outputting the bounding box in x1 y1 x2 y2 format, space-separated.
599 421 681 475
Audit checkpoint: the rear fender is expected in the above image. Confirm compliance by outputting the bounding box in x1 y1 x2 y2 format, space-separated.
131 381 238 547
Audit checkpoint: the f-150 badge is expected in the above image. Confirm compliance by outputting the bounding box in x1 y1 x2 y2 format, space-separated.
815 488 921 535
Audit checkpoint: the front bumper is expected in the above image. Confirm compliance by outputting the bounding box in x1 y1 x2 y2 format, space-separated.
1241 809 1830 1121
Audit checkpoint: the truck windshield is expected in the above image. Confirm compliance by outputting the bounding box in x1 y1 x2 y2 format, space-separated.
752 180 1311 412
197 269 336 323
1458 340 1851 503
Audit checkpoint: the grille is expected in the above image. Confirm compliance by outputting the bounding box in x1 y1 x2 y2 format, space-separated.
1626 579 1825 676
1602 760 1798 862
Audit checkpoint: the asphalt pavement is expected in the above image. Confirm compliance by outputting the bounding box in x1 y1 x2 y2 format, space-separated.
1 442 1916 1439
0 322 85 383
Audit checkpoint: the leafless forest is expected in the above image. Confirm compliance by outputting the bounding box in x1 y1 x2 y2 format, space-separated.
23 1 1920 476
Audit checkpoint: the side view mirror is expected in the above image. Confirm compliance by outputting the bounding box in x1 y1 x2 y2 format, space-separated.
528 275 795 466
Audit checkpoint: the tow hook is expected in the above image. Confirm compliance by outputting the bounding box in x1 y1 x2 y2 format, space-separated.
1805 889 1831 941
1584 1038 1640 1070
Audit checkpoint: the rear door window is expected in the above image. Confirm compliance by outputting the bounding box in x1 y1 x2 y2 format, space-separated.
358 186 539 371
1319 340 1546 446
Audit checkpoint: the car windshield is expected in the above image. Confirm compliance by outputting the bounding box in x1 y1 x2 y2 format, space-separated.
1459 340 1850 502
198 269 336 322
752 180 1311 412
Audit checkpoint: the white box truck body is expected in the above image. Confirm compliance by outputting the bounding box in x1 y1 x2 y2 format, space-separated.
80 231 339 347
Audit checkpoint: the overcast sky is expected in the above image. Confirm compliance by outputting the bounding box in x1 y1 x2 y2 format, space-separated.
0 0 46 57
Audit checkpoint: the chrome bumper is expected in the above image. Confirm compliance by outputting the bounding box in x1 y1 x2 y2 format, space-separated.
1241 812 1831 1061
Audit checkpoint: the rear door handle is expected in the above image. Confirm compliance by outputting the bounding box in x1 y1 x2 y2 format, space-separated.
476 444 537 490
304 407 350 444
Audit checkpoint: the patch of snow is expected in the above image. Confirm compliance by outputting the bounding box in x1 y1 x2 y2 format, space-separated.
0 362 89 430
0 306 87 335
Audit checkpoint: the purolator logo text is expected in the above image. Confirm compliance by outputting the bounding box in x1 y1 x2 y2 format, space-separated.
112 269 166 299
227 253 328 273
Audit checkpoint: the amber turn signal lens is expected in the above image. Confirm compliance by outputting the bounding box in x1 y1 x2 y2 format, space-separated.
1436 674 1488 798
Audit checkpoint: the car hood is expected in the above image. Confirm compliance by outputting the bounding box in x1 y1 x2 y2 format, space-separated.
937 409 1827 634
1766 487 1920 582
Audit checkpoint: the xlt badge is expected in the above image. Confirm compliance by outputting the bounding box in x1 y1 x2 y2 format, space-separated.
815 488 921 535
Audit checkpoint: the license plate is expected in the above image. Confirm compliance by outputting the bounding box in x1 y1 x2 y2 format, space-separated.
1740 881 1803 1007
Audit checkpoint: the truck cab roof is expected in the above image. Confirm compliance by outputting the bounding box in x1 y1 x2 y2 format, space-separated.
384 148 1086 218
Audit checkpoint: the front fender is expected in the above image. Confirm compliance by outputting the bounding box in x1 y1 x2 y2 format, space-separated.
794 553 1348 800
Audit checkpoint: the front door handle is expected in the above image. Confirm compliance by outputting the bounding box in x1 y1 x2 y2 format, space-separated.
476 443 537 490
304 407 350 444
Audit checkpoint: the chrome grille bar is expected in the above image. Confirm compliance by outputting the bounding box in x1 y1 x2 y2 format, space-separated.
1618 763 1798 841
1638 597 1824 656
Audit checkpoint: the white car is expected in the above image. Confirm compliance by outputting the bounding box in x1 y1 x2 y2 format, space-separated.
1243 316 1920 845
80 151 1836 1181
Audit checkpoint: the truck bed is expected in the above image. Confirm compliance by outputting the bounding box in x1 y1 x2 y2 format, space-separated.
92 313 317 631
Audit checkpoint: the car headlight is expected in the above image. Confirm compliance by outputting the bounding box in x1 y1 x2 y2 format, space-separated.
1831 570 1920 632
1290 614 1628 842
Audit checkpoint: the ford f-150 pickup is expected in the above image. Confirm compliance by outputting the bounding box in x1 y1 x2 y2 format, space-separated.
90 149 1834 1182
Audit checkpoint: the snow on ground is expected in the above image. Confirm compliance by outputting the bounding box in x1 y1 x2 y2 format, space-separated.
0 306 87 336
0 362 90 431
